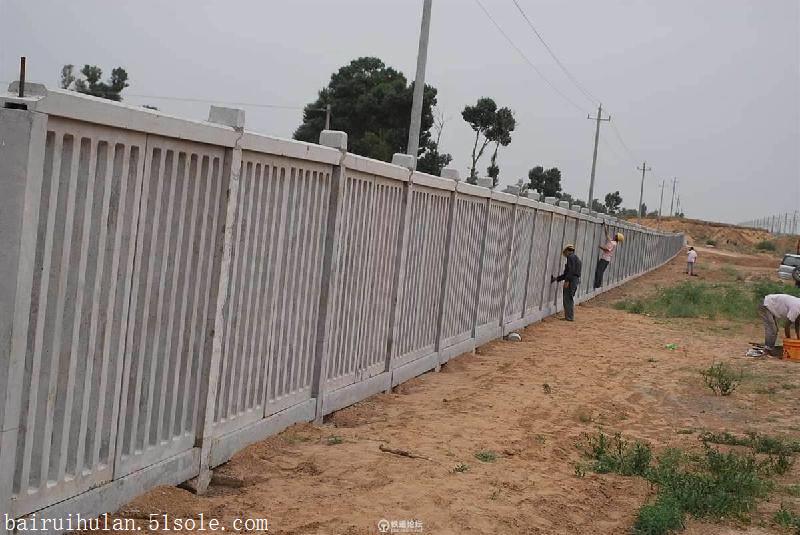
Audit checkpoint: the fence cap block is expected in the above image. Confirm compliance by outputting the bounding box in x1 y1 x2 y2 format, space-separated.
476 177 493 189
319 130 348 151
544 196 557 205
391 153 416 170
208 106 245 129
441 167 460 181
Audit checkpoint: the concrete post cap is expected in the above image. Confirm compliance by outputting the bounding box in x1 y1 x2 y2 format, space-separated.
319 130 348 150
208 106 245 129
441 167 460 181
558 200 570 209
544 196 557 205
475 178 493 189
391 153 416 170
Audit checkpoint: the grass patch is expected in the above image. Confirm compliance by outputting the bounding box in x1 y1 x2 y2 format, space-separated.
720 265 743 281
784 484 800 497
474 450 497 463
774 505 800 530
452 462 469 473
614 280 800 320
755 240 776 252
579 431 799 535
676 429 694 435
701 362 742 396
326 435 343 445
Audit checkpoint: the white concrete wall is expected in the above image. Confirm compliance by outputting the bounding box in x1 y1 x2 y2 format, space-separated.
0 86 684 534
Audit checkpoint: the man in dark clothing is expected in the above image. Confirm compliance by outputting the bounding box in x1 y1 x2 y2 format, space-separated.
551 244 582 321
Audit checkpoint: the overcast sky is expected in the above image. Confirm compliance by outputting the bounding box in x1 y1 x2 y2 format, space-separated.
1 0 798 223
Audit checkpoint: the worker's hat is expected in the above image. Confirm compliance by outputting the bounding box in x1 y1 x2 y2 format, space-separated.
615 232 625 242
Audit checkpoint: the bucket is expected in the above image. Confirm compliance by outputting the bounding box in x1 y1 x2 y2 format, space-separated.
784 338 800 361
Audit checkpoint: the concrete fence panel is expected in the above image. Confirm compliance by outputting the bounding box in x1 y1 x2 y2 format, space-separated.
0 87 684 534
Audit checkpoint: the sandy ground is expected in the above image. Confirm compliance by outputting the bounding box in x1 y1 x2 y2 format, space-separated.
108 250 800 535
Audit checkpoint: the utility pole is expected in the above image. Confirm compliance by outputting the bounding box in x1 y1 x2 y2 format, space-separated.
657 179 665 228
406 0 433 164
637 161 652 218
325 104 331 130
669 177 677 217
586 103 611 211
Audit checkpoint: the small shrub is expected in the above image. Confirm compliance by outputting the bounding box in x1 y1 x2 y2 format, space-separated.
474 450 497 463
702 362 742 396
453 463 469 473
755 240 776 251
633 494 685 535
581 432 652 477
675 429 694 435
542 383 552 394
326 435 343 445
706 239 717 246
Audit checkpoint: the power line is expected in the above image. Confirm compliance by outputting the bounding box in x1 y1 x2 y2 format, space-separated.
509 0 599 106
473 0 588 114
125 93 305 110
609 121 639 165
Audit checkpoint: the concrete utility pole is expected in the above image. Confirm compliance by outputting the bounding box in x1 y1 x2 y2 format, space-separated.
406 0 433 164
325 104 331 130
669 177 677 216
637 161 652 218
657 179 665 227
586 103 611 211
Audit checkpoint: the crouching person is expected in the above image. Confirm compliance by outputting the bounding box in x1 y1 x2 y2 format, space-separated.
758 293 800 356
551 244 582 321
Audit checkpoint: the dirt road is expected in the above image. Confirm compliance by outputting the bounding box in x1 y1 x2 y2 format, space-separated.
112 251 799 535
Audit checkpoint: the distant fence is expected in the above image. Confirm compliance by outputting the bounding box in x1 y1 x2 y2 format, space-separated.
739 211 800 236
0 85 684 533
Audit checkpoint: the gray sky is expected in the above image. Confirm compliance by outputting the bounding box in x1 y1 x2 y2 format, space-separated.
1 0 798 223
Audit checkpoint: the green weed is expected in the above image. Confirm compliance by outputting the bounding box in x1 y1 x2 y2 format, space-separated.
474 450 497 463
702 362 742 396
326 435 343 445
453 463 469 473
755 240 776 251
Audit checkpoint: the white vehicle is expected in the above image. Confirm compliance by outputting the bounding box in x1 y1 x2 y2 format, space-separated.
777 253 800 283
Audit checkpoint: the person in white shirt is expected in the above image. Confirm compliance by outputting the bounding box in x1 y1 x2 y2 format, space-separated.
686 246 698 276
593 223 624 289
758 293 800 355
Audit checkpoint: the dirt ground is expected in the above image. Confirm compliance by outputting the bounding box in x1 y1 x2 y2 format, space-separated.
629 217 799 256
110 250 800 535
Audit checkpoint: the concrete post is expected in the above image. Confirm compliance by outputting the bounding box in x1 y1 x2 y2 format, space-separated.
384 155 416 388
194 107 246 493
558 200 570 209
498 201 519 330
544 196 557 205
309 131 349 420
0 108 48 531
433 186 458 370
441 167 460 181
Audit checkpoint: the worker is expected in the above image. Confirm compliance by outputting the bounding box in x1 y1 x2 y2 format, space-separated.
758 294 800 356
686 246 698 276
594 223 624 289
551 244 582 321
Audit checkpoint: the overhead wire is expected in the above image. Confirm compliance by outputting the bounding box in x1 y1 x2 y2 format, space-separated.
509 0 599 106
473 0 588 115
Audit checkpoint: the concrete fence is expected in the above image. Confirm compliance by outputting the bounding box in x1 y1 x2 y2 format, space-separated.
0 85 684 533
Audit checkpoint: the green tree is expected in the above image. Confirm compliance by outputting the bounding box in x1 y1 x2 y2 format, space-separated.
604 191 622 214
294 57 440 163
591 199 608 214
485 107 516 188
62 64 129 101
463 97 498 183
527 166 562 197
558 193 586 208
